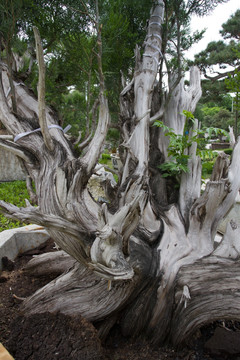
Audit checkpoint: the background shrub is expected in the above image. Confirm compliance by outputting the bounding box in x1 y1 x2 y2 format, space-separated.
0 181 30 231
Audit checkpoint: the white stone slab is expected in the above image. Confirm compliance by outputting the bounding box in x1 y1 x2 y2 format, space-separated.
0 225 50 271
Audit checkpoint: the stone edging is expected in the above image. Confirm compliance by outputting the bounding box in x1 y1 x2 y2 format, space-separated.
0 225 50 271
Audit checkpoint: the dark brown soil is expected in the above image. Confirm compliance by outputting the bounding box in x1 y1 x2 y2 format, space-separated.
0 129 8 135
0 239 239 360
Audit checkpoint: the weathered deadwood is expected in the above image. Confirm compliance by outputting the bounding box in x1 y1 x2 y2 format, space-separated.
33 27 54 152
2 0 240 348
81 94 110 177
0 64 23 135
24 251 76 277
119 0 164 206
0 200 95 264
25 175 38 205
213 220 240 258
80 5 110 178
22 262 139 321
0 138 36 163
90 193 145 280
179 119 202 226
22 233 157 320
172 257 240 346
78 98 99 150
0 62 74 161
158 67 202 159
189 139 240 246
229 125 235 147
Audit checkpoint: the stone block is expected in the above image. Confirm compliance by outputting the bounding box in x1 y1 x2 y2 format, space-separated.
0 225 50 271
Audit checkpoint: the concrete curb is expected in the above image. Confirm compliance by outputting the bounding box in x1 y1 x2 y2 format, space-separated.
0 225 50 271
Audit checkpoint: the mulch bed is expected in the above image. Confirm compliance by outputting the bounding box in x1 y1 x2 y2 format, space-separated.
0 238 239 360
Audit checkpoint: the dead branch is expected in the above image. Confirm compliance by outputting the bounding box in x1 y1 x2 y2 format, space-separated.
33 26 54 151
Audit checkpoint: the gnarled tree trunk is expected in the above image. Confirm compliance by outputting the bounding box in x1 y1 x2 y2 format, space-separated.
1 0 240 347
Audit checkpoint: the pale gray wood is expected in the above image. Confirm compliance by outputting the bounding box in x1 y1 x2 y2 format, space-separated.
172 257 240 345
1 0 240 347
24 251 76 277
33 27 54 151
179 119 202 225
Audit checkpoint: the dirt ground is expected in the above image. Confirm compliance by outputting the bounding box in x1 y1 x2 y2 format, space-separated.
0 239 240 360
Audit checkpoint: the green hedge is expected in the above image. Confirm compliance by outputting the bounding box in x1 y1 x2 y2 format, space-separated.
223 148 233 156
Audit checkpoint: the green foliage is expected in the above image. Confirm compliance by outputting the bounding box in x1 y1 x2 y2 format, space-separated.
195 80 231 115
99 153 112 166
194 10 240 132
60 90 87 137
193 9 240 133
0 0 99 138
106 128 120 147
225 67 240 135
225 69 240 110
198 149 218 161
194 40 239 71
203 126 230 140
223 148 233 156
1 0 235 146
101 153 111 160
158 155 189 178
195 103 233 131
100 0 152 124
99 158 109 165
164 0 230 79
201 106 222 117
202 160 215 179
154 111 196 177
0 181 30 231
154 111 228 179
182 110 195 120
220 9 240 41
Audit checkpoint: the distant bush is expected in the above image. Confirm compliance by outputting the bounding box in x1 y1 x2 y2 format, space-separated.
202 161 215 179
0 181 30 231
101 153 111 160
224 148 233 156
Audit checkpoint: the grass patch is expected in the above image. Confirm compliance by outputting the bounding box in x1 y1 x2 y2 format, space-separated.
99 153 113 167
0 180 30 232
99 154 119 183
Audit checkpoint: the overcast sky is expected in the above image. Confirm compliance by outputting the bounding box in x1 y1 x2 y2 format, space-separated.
187 0 240 60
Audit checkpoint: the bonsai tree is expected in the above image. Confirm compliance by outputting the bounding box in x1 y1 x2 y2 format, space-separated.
1 0 239 346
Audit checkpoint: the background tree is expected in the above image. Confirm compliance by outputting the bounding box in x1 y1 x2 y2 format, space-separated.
2 0 240 349
225 68 240 136
193 8 240 134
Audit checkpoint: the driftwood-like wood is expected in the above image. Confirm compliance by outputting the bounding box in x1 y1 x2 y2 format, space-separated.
172 257 240 345
24 251 76 277
33 27 54 152
1 0 240 346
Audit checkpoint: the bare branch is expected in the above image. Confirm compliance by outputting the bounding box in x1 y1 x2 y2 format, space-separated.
33 27 54 151
179 119 202 225
229 126 235 147
0 138 34 163
0 200 88 240
25 175 38 205
78 98 99 150
0 66 22 135
80 1 110 175
203 65 240 82
120 0 165 196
